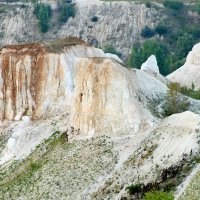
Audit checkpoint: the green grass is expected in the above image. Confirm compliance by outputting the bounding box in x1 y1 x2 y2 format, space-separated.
143 191 173 200
179 172 200 200
0 133 117 200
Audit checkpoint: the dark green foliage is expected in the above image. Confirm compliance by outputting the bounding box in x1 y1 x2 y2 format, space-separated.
187 25 200 39
126 183 143 195
165 30 195 73
128 39 169 75
155 24 169 35
145 2 151 8
163 1 183 10
128 43 141 69
91 16 99 22
58 3 76 24
196 0 200 14
33 2 52 33
141 26 155 38
167 56 185 73
143 191 173 200
176 33 194 58
104 44 122 58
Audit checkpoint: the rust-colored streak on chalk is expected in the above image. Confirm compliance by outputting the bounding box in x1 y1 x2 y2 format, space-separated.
1 43 46 120
2 55 10 120
10 57 17 119
30 52 45 119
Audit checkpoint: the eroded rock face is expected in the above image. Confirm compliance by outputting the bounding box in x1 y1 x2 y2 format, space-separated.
0 39 167 136
0 38 169 165
72 57 167 135
0 40 105 121
167 43 200 90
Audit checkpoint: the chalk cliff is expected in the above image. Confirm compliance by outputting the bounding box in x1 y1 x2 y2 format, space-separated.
0 38 167 135
0 37 169 165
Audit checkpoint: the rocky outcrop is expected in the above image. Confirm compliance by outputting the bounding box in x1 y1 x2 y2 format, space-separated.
0 38 104 121
72 57 167 135
141 55 159 75
0 38 168 135
168 43 200 90
0 37 169 165
141 55 167 84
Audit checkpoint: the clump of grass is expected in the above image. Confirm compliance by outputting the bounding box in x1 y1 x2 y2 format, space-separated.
29 161 42 172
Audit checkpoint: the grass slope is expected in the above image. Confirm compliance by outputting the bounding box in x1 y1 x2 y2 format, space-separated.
0 132 118 200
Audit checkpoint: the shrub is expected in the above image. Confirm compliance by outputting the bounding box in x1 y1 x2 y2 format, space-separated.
141 26 155 38
104 44 122 58
58 3 76 24
143 191 173 200
91 16 99 22
145 2 151 8
187 25 200 39
163 82 189 116
155 24 169 35
163 1 183 10
126 183 143 195
33 2 52 33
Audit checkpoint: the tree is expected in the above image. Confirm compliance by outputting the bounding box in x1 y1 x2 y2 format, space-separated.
58 3 76 24
128 39 169 75
128 44 141 69
163 1 183 10
155 24 168 36
176 33 194 58
141 26 155 38
33 2 52 33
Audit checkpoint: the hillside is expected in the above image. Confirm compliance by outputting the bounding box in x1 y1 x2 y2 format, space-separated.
0 1 200 199
0 38 200 199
